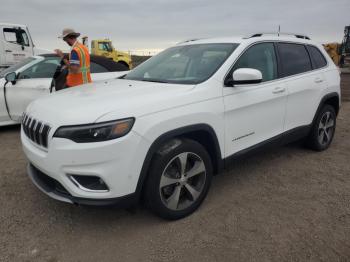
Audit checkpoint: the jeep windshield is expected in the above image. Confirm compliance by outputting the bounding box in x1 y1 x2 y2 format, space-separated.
124 43 239 84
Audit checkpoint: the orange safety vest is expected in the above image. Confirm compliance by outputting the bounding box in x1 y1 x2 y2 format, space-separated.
67 42 92 87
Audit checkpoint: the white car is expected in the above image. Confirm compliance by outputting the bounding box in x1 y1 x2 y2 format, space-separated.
21 34 341 220
0 54 128 126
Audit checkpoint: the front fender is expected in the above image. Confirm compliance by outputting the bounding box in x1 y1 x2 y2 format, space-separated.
132 100 225 199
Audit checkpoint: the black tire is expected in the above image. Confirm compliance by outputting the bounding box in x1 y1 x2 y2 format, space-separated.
145 138 213 220
116 62 129 70
306 104 336 151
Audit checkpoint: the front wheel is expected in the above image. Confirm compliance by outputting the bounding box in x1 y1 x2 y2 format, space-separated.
145 139 213 220
116 62 129 70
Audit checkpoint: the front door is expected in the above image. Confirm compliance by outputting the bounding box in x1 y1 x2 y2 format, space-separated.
0 79 11 123
5 79 52 121
4 56 60 121
223 42 287 157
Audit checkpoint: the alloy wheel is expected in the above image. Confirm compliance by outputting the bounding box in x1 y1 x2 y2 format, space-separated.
159 152 206 211
318 111 335 146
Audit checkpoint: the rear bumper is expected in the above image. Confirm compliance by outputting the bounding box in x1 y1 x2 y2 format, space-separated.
27 163 137 207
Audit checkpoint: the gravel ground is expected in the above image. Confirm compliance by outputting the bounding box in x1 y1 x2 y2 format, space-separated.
1 104 350 261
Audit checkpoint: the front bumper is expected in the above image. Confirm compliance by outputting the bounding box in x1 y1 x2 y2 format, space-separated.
21 128 150 205
27 164 137 206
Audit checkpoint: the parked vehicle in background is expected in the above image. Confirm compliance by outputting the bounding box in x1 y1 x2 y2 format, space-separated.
0 54 128 126
21 33 340 220
323 26 350 68
340 25 350 68
324 43 341 66
83 37 132 69
0 23 47 71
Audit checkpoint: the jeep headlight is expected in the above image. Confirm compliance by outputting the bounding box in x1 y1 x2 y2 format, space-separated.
53 118 135 143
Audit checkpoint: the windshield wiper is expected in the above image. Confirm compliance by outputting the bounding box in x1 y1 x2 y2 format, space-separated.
117 74 127 79
140 78 169 83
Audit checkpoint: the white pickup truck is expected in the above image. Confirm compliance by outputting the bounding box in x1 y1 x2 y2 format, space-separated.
0 23 46 71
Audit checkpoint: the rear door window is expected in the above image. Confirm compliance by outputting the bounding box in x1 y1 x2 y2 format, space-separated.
277 43 312 77
307 46 327 69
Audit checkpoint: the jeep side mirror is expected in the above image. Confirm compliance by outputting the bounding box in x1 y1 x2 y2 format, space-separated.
5 72 17 85
229 68 262 86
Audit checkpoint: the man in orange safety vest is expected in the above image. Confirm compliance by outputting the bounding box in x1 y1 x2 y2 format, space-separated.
55 28 92 87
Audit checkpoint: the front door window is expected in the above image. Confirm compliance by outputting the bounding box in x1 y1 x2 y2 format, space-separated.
232 43 278 82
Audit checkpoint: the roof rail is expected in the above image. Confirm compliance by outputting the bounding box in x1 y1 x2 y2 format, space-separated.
248 32 311 40
176 38 202 45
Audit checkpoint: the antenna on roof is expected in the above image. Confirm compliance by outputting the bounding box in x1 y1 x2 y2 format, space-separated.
278 25 281 37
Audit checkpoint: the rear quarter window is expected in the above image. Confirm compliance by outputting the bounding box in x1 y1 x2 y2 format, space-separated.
307 46 327 69
277 43 312 77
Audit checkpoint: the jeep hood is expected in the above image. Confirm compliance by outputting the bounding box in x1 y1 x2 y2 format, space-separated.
26 79 196 126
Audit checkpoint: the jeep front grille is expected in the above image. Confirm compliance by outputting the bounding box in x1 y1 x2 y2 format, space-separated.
22 113 51 148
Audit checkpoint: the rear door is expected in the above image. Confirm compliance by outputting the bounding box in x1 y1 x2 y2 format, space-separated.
5 56 60 121
2 27 33 66
277 42 327 131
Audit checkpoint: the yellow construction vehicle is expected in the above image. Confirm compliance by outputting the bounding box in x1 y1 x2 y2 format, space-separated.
340 26 350 68
323 43 341 66
82 37 132 69
323 26 350 67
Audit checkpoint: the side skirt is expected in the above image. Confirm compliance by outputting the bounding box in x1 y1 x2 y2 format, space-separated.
222 125 311 169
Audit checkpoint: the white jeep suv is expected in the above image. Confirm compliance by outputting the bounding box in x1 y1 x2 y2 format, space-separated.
21 34 341 220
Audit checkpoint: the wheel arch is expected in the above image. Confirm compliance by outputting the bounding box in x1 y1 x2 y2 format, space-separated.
323 94 340 115
135 124 223 200
116 60 130 70
312 92 340 126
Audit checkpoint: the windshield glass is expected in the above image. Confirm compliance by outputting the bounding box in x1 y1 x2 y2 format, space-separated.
18 56 61 79
124 43 238 84
0 57 36 78
98 42 113 52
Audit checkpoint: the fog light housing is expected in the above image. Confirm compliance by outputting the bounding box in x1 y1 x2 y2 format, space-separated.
68 175 109 192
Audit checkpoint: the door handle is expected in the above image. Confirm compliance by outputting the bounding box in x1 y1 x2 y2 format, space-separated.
5 50 12 53
314 78 324 83
272 87 286 94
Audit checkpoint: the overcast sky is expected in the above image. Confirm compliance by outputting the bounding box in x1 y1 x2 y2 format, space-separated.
1 0 349 54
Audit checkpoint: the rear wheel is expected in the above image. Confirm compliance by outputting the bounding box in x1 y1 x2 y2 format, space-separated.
145 139 213 220
307 105 336 151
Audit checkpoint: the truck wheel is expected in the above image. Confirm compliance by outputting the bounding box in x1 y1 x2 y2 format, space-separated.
116 62 129 70
145 139 213 220
307 104 336 151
